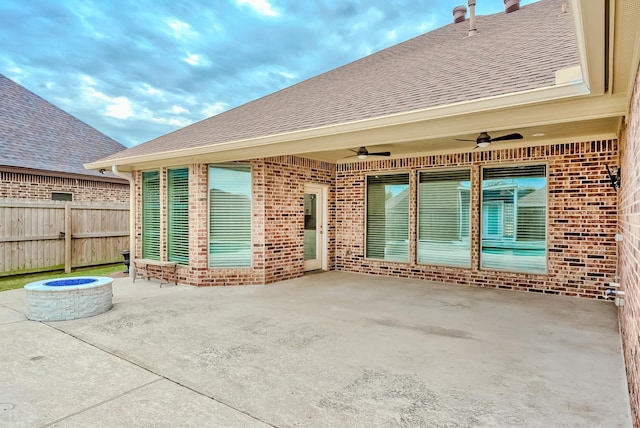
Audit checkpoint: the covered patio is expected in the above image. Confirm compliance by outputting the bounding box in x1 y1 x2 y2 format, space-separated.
0 272 631 426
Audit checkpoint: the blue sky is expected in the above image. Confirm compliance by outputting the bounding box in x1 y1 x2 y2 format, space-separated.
0 0 537 148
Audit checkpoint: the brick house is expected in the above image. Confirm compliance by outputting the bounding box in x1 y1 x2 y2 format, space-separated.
0 74 129 203
88 0 640 422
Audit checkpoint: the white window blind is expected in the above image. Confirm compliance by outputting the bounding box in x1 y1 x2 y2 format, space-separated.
209 165 252 267
167 168 189 264
418 169 471 267
141 171 160 260
366 173 410 262
481 164 547 273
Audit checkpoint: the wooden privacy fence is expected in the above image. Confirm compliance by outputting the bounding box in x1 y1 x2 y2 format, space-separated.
0 200 129 276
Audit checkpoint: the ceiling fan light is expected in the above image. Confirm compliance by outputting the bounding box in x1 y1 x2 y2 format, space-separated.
477 141 491 148
357 154 368 159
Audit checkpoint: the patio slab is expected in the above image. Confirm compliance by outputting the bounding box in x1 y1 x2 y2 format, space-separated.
0 272 632 427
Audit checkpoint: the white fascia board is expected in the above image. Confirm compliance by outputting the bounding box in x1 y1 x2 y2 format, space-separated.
569 0 606 94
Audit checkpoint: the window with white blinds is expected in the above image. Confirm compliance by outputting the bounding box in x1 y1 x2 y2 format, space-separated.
418 169 471 267
167 168 189 264
481 164 547 273
209 164 252 267
141 171 160 260
366 173 410 262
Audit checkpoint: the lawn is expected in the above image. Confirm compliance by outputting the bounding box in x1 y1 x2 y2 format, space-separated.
0 264 125 292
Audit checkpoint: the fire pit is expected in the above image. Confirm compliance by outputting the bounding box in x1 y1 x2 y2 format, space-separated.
25 276 113 321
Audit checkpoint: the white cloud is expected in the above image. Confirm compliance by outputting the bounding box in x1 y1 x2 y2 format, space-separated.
279 71 296 79
386 29 397 41
80 74 97 86
166 19 198 39
152 117 193 127
236 0 279 17
74 75 134 119
201 102 227 117
8 66 24 76
183 53 201 65
139 107 193 128
139 83 163 96
172 105 189 114
105 97 133 119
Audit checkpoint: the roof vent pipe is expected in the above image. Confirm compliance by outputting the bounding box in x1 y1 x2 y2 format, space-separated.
468 0 477 36
504 0 520 13
453 5 467 23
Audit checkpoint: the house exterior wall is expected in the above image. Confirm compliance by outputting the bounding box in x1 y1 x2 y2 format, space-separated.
260 156 336 284
0 170 129 203
134 142 616 297
133 156 335 286
336 141 618 298
619 62 640 426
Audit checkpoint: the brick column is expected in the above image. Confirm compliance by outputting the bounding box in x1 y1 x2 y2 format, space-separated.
188 164 210 283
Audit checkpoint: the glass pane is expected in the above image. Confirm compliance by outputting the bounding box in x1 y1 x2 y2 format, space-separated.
304 193 317 261
167 168 189 264
366 174 410 262
418 169 471 267
481 165 547 273
142 171 160 260
209 165 252 267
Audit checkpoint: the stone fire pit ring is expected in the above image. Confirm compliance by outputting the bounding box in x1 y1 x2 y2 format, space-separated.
25 276 113 321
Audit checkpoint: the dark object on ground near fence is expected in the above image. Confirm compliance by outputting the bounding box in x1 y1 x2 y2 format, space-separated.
121 250 130 274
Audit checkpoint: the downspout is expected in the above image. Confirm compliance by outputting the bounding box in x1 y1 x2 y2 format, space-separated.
112 165 136 278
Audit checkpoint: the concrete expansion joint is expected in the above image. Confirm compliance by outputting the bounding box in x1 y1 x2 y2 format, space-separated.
40 378 164 427
42 322 277 428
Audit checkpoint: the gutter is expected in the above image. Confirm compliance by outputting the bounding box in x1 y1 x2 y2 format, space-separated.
111 165 135 278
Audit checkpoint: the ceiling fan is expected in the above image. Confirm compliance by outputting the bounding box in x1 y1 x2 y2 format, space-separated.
455 131 523 149
348 146 391 159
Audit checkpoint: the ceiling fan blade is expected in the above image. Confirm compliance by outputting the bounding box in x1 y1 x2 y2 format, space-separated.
368 151 391 157
454 138 476 142
489 133 523 142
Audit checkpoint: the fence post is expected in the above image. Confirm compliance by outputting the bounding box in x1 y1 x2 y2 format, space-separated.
65 203 72 273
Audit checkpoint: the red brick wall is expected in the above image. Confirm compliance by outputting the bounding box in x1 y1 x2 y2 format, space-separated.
133 144 617 295
133 156 335 286
261 156 335 284
0 171 129 203
619 62 640 426
336 141 618 298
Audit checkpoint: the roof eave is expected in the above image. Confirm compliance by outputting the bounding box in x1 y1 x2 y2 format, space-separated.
570 0 607 95
0 165 129 184
86 80 600 171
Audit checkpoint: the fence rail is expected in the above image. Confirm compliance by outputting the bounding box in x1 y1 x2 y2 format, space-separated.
0 200 129 276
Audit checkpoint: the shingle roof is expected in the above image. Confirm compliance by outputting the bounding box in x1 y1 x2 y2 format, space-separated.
100 0 578 163
0 74 126 180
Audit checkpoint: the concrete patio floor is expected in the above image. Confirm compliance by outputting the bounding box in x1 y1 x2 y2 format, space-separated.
0 271 631 427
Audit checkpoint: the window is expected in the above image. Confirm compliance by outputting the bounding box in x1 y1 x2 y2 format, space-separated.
52 192 72 201
209 165 252 267
481 165 547 273
141 171 160 259
167 168 189 264
366 173 410 262
418 169 471 267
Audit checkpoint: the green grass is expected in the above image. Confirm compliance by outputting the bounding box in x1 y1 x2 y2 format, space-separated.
0 264 126 293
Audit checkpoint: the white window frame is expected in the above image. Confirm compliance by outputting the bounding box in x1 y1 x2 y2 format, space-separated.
417 167 471 268
364 171 411 263
480 163 548 274
208 163 253 268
